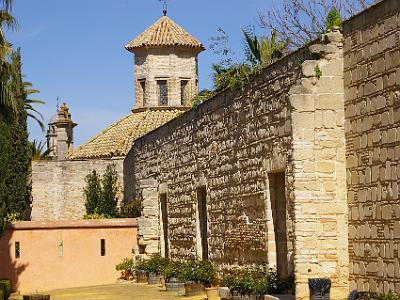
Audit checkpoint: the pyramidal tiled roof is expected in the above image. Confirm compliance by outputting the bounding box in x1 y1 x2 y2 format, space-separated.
125 16 204 51
67 108 184 160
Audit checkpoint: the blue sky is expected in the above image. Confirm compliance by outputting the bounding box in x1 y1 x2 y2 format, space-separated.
7 0 270 146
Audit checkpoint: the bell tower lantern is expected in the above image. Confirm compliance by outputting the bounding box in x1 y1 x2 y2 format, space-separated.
125 15 204 109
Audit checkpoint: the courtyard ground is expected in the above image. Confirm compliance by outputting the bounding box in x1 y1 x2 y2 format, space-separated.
10 283 206 300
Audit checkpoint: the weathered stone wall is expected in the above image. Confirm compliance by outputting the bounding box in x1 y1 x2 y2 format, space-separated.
127 31 348 299
134 48 199 108
343 0 400 293
31 159 124 220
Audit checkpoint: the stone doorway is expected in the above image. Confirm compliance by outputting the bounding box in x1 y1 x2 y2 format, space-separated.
268 172 289 279
160 193 169 258
197 186 208 260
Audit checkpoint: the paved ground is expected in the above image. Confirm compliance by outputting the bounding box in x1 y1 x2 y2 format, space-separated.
10 283 206 300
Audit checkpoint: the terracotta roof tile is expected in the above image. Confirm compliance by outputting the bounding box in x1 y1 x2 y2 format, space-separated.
67 108 183 160
125 16 204 51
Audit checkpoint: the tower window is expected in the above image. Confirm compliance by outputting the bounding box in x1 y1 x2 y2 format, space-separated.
181 80 189 105
139 80 146 106
157 80 168 106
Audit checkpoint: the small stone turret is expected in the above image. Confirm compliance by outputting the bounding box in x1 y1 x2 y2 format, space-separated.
46 103 77 161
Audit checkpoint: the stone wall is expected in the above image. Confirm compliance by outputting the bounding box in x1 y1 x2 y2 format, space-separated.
31 159 124 220
343 0 400 293
127 30 348 299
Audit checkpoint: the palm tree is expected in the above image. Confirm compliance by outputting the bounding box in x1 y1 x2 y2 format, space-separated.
1 0 13 12
0 1 17 113
242 29 289 67
23 82 45 131
30 140 49 161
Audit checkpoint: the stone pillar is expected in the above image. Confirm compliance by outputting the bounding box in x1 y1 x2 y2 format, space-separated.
135 179 160 259
289 29 349 300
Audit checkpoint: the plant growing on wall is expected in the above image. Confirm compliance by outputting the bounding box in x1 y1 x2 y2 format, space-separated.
83 163 119 218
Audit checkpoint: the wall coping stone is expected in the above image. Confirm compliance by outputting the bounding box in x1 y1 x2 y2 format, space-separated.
4 218 137 230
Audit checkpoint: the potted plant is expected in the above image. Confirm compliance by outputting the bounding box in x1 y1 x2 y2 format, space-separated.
133 258 148 283
180 260 216 297
144 254 168 285
223 269 268 300
115 258 134 280
196 260 219 299
162 261 185 292
264 269 295 299
180 260 205 297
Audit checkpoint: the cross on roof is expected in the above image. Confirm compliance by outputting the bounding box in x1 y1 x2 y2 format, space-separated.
159 0 170 16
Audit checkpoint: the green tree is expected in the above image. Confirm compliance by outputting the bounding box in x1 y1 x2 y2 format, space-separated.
84 170 102 215
98 163 119 217
242 29 288 67
0 50 31 224
325 7 343 31
84 164 119 218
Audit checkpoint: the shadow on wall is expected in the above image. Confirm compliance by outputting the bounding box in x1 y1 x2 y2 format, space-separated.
0 224 28 292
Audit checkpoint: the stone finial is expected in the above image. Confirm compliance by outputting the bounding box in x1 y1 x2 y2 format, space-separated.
46 103 77 161
326 26 343 44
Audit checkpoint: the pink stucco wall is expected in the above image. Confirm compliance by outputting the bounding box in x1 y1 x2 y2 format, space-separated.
0 219 137 294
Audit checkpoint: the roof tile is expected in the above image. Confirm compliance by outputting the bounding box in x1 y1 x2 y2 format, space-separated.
67 108 183 160
125 16 204 51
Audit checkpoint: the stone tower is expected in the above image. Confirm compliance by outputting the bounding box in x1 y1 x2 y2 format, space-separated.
46 103 77 161
125 15 204 109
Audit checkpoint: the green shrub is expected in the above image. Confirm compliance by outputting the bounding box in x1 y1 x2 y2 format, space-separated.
370 291 399 300
115 258 134 280
162 261 182 280
179 260 216 287
133 258 147 272
0 279 11 299
83 211 112 219
143 254 169 275
223 267 292 297
0 289 4 300
120 199 142 218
